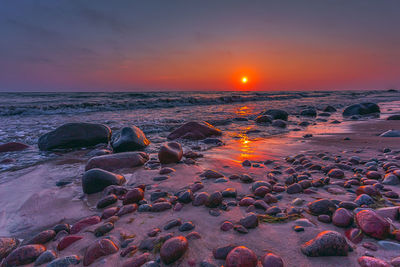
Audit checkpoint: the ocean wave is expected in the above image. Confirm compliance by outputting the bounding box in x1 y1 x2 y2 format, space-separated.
0 92 332 116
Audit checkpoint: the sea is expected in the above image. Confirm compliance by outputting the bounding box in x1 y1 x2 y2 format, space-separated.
0 90 399 172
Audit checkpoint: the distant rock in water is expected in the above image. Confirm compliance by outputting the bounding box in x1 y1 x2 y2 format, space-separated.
387 114 400 120
167 121 222 140
380 130 400 137
38 123 111 151
0 142 29 153
82 168 125 194
262 109 289 121
323 105 337 112
342 103 380 117
111 126 150 152
85 151 149 171
300 108 317 117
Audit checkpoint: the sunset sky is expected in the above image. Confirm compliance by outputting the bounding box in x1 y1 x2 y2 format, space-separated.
0 0 399 91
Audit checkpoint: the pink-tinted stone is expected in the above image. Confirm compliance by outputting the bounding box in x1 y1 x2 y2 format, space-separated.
122 252 149 267
83 238 119 266
123 188 144 204
226 246 258 267
85 152 149 172
57 235 83 251
345 228 364 244
261 253 284 267
27 230 56 245
2 245 46 266
358 256 390 267
167 121 222 140
117 204 137 217
356 210 390 239
158 142 183 164
160 236 188 264
332 208 353 227
70 216 101 234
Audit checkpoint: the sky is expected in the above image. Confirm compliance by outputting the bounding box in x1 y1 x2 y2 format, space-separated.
0 0 399 92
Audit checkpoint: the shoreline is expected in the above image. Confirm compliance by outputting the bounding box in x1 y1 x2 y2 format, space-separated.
0 103 399 266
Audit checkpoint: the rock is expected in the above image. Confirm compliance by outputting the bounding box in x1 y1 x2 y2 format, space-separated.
83 238 119 266
262 109 289 121
286 183 302 194
179 221 195 232
225 246 258 267
164 219 182 230
239 213 258 229
355 210 390 239
38 123 111 151
213 244 236 260
200 170 224 179
193 192 209 206
358 256 390 267
94 222 114 237
160 167 175 174
34 250 56 266
300 108 317 117
177 189 194 204
328 169 344 178
27 230 56 245
0 142 29 153
2 245 46 266
123 188 144 204
85 152 149 172
255 115 272 124
307 199 336 215
355 194 374 206
301 230 350 256
57 235 83 251
70 216 101 234
323 106 337 112
82 168 125 194
376 207 399 220
205 191 223 208
102 207 120 219
317 215 331 223
345 228 364 244
0 237 19 260
380 130 400 137
261 253 284 267
382 173 400 185
356 185 380 197
158 142 183 164
160 236 188 264
387 114 400 120
122 253 150 267
97 194 118 209
332 208 353 227
167 121 222 140
342 103 380 117
272 120 287 128
221 221 234 231
47 255 80 267
151 202 172 212
112 126 150 152
392 257 400 267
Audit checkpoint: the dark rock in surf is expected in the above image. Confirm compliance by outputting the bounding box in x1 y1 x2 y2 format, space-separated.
111 126 150 152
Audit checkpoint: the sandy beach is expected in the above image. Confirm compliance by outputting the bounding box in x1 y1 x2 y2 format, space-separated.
0 99 399 266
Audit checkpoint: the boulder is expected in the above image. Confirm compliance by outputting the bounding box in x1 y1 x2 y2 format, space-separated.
111 126 150 152
307 199 336 215
262 109 289 121
255 115 272 124
85 152 149 172
38 123 111 151
160 236 188 264
158 142 183 164
342 103 380 117
2 245 46 266
82 168 125 194
83 239 118 266
300 108 317 117
355 210 390 239
332 208 353 227
225 246 258 267
261 253 284 267
0 142 29 153
301 231 350 256
0 237 19 260
167 121 222 140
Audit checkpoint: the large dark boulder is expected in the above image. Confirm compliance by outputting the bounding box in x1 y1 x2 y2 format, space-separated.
262 109 289 121
111 126 150 152
85 152 149 171
300 108 317 117
301 231 351 256
342 103 380 117
82 168 125 194
167 121 222 140
38 123 111 151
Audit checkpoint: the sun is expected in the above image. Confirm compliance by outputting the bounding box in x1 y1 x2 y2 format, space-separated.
241 76 248 84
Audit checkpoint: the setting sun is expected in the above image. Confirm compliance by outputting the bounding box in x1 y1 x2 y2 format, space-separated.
241 77 248 84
